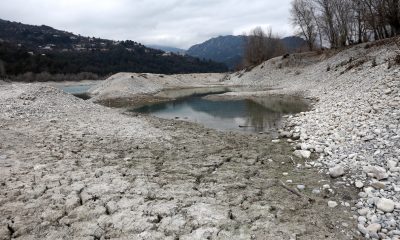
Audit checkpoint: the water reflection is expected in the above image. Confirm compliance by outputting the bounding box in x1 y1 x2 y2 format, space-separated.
133 92 309 133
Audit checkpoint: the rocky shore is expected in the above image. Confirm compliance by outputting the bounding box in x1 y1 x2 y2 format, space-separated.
225 40 400 239
0 40 399 239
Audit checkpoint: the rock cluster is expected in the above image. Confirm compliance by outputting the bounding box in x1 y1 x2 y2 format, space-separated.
281 63 400 239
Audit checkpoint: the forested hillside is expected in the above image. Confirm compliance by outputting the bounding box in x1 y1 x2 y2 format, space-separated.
0 19 227 81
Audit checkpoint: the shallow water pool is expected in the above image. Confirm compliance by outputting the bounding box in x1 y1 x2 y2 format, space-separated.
133 90 309 133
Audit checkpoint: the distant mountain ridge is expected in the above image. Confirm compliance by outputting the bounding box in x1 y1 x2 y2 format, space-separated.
186 35 307 69
0 19 227 79
147 45 186 55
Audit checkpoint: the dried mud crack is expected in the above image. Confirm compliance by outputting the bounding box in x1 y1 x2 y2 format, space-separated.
0 84 359 239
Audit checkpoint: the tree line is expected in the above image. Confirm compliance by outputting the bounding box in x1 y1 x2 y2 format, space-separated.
0 41 228 82
241 27 287 68
290 0 400 50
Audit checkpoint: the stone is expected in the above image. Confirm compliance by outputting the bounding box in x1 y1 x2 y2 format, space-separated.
387 160 398 169
272 139 281 143
355 181 364 188
312 189 321 194
279 131 292 138
384 88 392 95
297 185 305 190
358 216 367 223
358 192 367 198
363 166 389 180
293 150 311 159
371 181 386 189
300 133 308 140
329 165 345 178
328 201 338 208
366 223 382 233
358 208 369 216
376 198 395 213
322 184 330 189
95 170 103 178
292 133 300 140
315 145 324 153
358 224 368 235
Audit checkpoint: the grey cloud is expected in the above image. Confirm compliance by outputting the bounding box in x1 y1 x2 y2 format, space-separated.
0 0 293 49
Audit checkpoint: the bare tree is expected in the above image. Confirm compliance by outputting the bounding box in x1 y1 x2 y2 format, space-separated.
243 27 286 67
290 0 400 50
291 0 318 50
244 27 268 66
383 0 400 35
351 0 368 44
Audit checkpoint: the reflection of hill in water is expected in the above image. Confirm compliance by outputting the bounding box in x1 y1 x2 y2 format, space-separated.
134 94 310 133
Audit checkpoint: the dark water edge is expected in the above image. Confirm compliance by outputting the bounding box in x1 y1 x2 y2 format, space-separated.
73 93 91 100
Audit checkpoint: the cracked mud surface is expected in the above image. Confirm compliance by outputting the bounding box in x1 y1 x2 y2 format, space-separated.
0 84 359 240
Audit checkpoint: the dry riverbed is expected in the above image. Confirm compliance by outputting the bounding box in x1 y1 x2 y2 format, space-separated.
2 41 399 240
0 83 360 239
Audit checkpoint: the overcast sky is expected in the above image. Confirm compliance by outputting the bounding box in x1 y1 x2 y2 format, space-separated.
0 0 293 49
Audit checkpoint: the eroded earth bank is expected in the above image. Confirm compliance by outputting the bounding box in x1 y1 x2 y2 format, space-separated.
1 40 399 239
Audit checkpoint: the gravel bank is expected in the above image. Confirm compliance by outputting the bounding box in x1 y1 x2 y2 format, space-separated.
88 73 226 102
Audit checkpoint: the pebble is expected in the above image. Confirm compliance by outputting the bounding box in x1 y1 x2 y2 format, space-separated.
366 223 382 233
312 189 320 194
322 184 330 189
363 166 389 180
328 201 338 208
358 208 369 216
358 224 368 235
358 216 367 223
376 198 395 213
293 150 311 159
329 165 345 178
297 185 305 190
355 181 364 188
371 181 385 190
